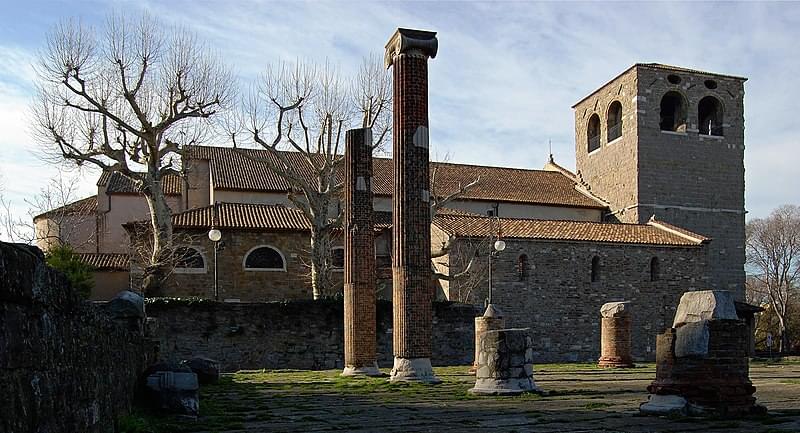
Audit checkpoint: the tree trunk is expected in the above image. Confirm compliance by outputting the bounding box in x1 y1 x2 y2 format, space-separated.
141 179 174 297
309 225 332 299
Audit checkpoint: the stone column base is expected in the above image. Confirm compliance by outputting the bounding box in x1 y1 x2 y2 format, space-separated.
389 357 441 383
597 356 635 368
341 362 383 377
469 377 540 396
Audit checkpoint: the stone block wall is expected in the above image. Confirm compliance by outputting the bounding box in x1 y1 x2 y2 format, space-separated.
445 238 707 362
146 299 478 372
0 242 152 433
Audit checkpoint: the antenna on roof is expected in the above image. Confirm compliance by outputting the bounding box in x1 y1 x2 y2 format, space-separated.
548 139 554 163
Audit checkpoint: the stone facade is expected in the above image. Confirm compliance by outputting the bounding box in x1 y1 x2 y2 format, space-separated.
146 299 478 372
442 238 708 362
574 64 746 298
0 242 153 433
342 127 380 375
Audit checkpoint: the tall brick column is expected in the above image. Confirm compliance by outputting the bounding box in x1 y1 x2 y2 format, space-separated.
385 28 440 383
342 128 381 377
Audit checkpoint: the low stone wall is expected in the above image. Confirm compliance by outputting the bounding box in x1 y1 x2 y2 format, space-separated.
147 299 479 372
0 242 153 433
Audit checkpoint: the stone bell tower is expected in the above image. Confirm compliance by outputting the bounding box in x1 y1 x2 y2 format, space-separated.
384 28 440 383
573 64 747 298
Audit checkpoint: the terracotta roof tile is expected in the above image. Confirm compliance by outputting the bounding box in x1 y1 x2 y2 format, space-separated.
33 195 97 221
172 203 311 231
102 171 182 196
77 253 129 271
433 214 707 246
187 145 606 209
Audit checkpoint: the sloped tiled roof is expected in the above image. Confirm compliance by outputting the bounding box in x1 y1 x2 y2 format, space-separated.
187 145 606 209
171 203 311 231
433 214 708 246
77 253 129 271
33 195 97 221
98 171 182 196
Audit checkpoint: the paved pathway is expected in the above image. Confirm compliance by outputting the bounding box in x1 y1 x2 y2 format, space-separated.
146 362 800 433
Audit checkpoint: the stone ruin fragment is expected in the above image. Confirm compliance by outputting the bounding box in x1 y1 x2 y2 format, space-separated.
469 328 541 396
640 290 766 417
598 301 634 368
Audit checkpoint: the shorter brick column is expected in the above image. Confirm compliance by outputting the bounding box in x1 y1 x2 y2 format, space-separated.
470 304 505 374
469 328 541 395
598 301 634 368
341 128 381 377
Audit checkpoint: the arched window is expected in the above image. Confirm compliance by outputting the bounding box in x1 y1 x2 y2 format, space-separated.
607 101 623 142
174 247 206 273
698 96 723 136
587 114 601 153
650 257 660 282
659 91 687 132
517 254 528 281
591 256 600 282
332 246 345 269
243 245 286 271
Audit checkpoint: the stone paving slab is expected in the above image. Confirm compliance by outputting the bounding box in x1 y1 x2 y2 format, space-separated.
133 362 800 433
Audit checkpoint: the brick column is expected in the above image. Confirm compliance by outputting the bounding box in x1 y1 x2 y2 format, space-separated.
342 128 381 377
597 301 634 368
385 28 440 383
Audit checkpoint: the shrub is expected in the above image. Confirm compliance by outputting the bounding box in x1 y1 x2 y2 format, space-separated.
46 245 94 298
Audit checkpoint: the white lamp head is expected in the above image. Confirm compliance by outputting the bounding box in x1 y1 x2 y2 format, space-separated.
208 228 222 242
493 239 506 252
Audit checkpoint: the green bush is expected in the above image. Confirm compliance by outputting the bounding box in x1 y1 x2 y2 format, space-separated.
46 245 94 298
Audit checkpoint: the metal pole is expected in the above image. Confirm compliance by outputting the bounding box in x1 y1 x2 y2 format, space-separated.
213 243 219 301
488 251 492 305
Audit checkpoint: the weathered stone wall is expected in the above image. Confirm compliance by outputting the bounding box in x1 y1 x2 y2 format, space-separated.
445 238 708 362
0 242 152 433
147 299 478 372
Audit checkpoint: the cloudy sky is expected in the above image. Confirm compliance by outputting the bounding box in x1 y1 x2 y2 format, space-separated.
1 1 798 234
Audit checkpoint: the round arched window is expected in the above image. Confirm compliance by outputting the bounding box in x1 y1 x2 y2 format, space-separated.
244 245 286 271
587 114 601 153
698 96 724 136
659 91 687 132
174 247 206 273
607 101 623 142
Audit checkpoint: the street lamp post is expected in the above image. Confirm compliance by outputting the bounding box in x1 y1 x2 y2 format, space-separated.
208 228 222 301
487 238 506 308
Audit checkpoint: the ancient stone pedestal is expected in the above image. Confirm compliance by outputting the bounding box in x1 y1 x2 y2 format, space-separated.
385 28 440 383
144 368 200 416
640 290 765 417
598 301 634 368
470 304 505 374
469 328 540 395
342 128 381 377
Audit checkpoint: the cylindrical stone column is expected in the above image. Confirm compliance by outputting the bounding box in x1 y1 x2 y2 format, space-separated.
470 304 505 374
598 301 634 368
342 128 381 377
385 28 440 383
469 328 541 395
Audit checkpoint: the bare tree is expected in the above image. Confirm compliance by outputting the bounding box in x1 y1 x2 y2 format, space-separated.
746 204 800 353
32 14 233 294
228 56 390 299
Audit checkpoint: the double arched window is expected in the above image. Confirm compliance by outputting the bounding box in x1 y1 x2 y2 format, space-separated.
607 101 623 142
698 96 723 136
174 246 206 273
243 245 286 271
659 91 687 132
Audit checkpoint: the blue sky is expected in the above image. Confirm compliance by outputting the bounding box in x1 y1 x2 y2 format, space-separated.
1 1 799 231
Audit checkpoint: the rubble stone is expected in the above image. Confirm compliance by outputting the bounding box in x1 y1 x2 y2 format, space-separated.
469 328 540 395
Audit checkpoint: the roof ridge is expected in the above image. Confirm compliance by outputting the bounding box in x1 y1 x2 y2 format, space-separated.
646 216 709 244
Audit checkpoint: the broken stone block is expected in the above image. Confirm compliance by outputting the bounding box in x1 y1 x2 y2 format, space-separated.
108 290 145 320
181 356 220 384
674 320 710 358
600 301 630 318
145 370 200 417
470 305 505 374
672 290 737 327
469 328 541 395
640 394 688 416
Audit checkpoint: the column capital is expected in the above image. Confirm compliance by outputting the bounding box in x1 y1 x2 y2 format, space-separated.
384 28 438 68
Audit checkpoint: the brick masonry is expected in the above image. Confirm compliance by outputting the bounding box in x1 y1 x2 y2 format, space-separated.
343 127 378 371
442 238 708 362
0 242 152 433
598 317 634 368
388 29 438 362
574 65 746 298
146 299 479 372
